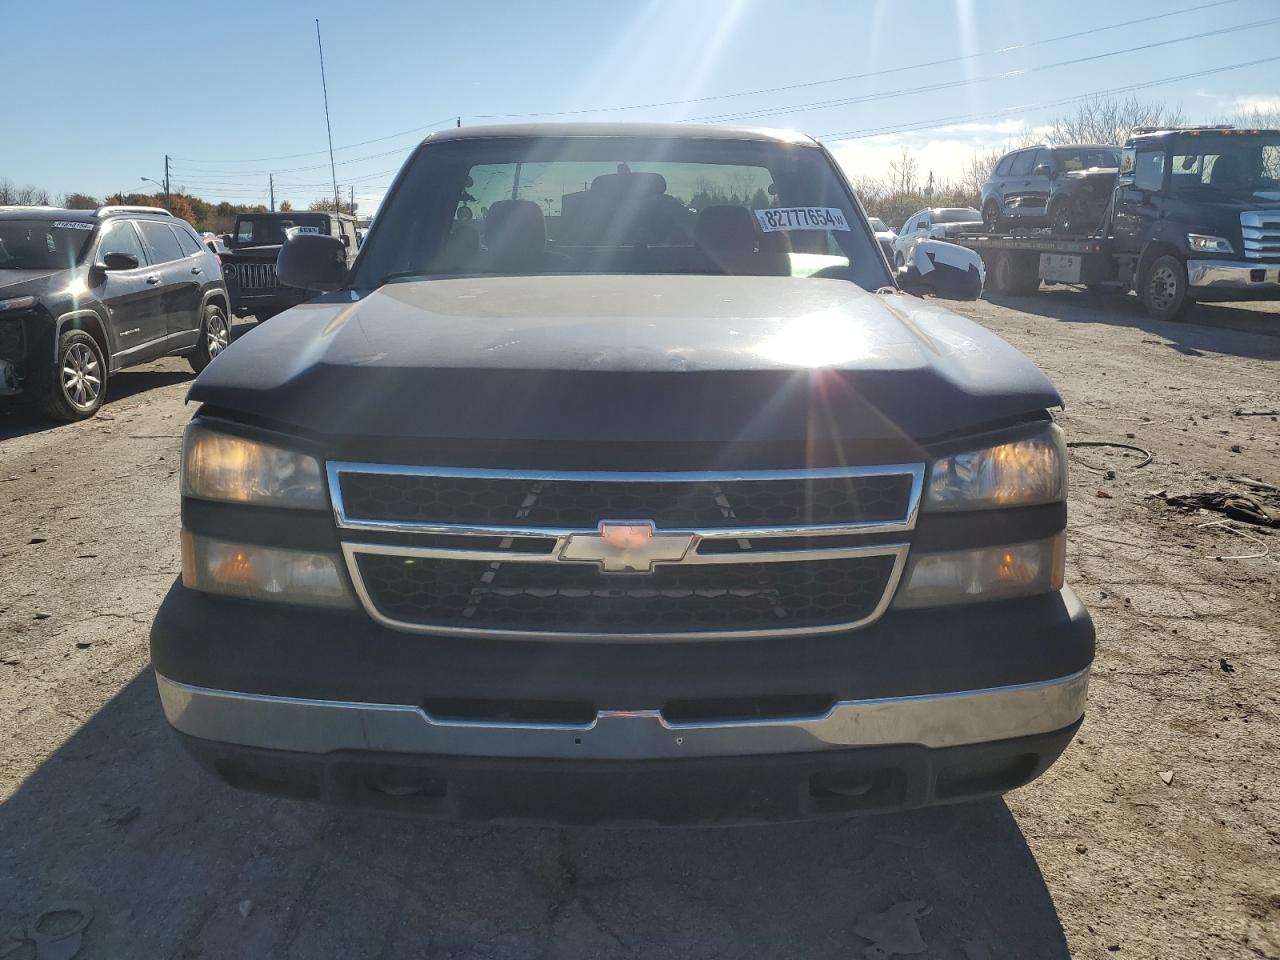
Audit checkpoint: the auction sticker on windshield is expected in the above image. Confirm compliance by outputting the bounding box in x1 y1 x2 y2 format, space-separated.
754 207 850 232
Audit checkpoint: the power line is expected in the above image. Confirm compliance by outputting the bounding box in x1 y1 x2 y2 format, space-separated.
816 54 1280 141
468 0 1247 121
693 15 1279 125
170 115 459 165
167 0 1238 173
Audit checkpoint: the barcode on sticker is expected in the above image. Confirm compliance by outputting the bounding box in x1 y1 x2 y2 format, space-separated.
754 207 850 232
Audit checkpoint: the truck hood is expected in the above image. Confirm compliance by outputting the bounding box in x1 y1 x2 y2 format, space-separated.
0 269 65 296
189 275 1061 447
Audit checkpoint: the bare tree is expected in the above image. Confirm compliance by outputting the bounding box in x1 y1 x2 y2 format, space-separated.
887 146 919 196
1048 96 1183 146
1230 101 1280 130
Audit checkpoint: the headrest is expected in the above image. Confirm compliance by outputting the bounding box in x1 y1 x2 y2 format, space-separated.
694 205 757 254
484 199 545 263
590 172 667 196
1209 154 1242 186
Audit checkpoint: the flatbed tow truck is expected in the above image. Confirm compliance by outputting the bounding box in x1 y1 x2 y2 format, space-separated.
951 127 1280 321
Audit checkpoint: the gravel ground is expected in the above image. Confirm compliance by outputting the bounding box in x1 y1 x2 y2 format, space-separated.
1 295 1277 960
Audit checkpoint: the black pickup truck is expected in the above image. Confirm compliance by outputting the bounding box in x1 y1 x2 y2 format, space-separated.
220 211 360 321
151 123 1093 825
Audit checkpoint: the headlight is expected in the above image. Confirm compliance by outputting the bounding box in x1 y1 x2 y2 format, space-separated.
0 295 36 313
182 421 326 508
222 263 237 278
893 534 1065 609
926 424 1066 511
1186 234 1234 254
182 532 353 607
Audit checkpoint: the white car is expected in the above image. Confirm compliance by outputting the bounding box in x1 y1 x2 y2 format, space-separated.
891 208 982 267
868 217 896 264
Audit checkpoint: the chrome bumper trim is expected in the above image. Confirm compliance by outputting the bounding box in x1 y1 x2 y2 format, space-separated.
156 667 1089 760
1186 259 1280 290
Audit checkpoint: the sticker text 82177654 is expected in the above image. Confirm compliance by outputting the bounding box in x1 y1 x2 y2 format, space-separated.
753 207 851 233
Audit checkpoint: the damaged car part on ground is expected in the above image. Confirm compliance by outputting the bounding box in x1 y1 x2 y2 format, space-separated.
150 123 1093 825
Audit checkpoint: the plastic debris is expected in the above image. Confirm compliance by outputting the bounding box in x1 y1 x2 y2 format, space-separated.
853 900 932 959
1158 770 1175 785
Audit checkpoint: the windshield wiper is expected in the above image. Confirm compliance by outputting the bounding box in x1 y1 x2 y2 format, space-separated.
376 270 429 286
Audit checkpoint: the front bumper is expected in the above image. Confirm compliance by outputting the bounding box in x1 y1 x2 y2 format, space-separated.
1187 259 1280 301
151 581 1093 821
157 667 1089 761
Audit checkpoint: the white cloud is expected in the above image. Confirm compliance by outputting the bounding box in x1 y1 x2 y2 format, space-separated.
1233 94 1280 115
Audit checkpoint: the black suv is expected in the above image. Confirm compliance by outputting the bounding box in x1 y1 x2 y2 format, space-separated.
0 206 230 420
981 144 1120 235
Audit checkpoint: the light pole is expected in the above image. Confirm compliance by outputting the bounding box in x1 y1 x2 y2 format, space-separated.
140 176 169 209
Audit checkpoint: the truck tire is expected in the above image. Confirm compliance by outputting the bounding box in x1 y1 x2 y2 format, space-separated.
38 329 107 422
988 251 1039 296
188 303 231 374
1141 254 1196 322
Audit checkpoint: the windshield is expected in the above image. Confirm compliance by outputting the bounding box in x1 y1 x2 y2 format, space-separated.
0 218 95 271
868 217 889 231
1169 135 1280 197
356 136 888 290
1056 148 1120 171
933 208 981 223
233 214 330 245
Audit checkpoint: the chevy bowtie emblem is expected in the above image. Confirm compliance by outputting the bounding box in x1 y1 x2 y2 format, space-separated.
559 521 696 573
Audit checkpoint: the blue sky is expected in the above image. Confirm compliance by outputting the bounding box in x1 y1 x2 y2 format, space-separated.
4 0 1278 213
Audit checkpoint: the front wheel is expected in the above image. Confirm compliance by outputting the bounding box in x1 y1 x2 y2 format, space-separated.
188 303 230 374
1141 254 1195 321
39 329 107 421
1049 202 1073 235
982 200 1002 233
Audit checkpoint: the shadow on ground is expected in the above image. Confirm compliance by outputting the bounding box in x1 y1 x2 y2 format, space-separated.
0 671 1071 959
985 287 1280 360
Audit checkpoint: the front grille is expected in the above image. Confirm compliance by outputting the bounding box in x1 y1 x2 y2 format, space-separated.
337 471 915 529
332 462 921 638
353 551 898 635
1241 211 1280 262
236 262 280 289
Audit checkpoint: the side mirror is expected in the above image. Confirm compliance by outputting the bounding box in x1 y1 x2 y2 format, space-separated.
896 240 984 301
1034 163 1052 176
277 233 347 292
102 252 139 271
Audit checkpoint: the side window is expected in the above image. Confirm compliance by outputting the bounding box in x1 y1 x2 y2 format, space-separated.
994 154 1015 176
1134 150 1165 191
918 212 931 229
1009 151 1035 177
175 227 202 257
98 221 148 266
1031 149 1051 174
138 221 184 264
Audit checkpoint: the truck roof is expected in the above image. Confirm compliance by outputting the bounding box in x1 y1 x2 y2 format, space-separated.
420 122 819 147
1128 125 1280 144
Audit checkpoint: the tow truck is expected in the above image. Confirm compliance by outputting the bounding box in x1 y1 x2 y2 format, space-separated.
954 127 1280 320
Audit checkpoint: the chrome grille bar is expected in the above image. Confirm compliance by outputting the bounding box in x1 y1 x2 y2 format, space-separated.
1242 211 1280 261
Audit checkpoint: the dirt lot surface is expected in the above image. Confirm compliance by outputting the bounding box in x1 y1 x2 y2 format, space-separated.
1 295 1277 960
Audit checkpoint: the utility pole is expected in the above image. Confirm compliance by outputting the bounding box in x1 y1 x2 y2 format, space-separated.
163 154 171 208
269 174 275 212
315 19 340 213
349 185 354 213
